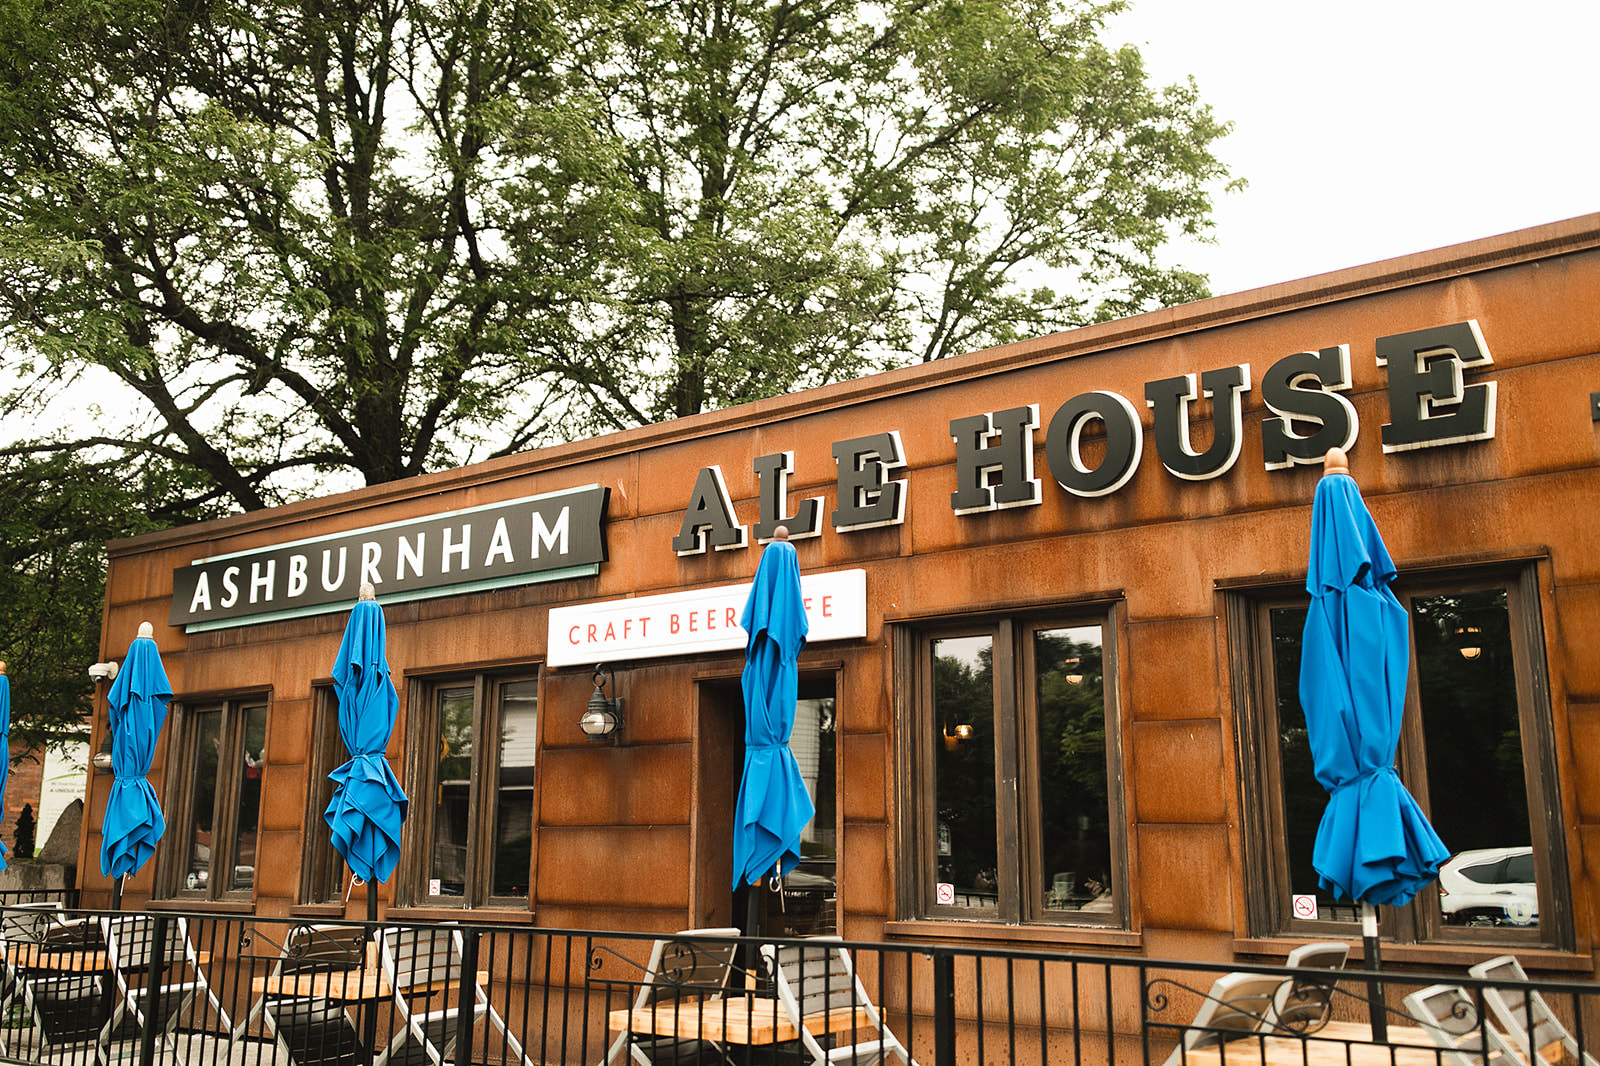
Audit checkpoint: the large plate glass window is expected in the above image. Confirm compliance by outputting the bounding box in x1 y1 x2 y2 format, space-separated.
163 696 268 899
906 608 1124 925
404 671 539 907
1231 566 1569 948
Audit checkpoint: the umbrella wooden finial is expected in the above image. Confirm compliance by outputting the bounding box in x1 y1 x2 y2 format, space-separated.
1323 447 1350 477
773 525 790 542
137 621 154 639
359 582 376 601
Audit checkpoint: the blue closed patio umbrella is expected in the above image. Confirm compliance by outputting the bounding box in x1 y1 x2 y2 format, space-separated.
325 585 408 916
101 622 172 901
733 528 815 898
0 662 10 873
1300 448 1449 1038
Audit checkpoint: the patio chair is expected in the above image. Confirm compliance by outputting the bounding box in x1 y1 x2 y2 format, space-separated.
230 922 368 1064
377 924 534 1066
1156 971 1284 1066
759 937 917 1066
0 902 65 1013
1404 983 1525 1066
0 902 73 1057
1468 955 1600 1066
99 913 235 1066
5 916 112 1059
601 926 743 1066
1261 941 1348 1033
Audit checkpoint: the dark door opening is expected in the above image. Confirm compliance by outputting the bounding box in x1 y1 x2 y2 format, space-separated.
694 674 837 939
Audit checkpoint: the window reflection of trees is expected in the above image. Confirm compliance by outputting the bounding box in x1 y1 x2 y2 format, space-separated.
1035 627 1110 910
933 637 995 907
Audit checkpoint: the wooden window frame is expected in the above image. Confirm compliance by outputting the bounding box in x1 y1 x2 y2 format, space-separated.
160 694 269 901
1228 563 1573 949
898 604 1128 928
300 684 347 904
397 668 541 909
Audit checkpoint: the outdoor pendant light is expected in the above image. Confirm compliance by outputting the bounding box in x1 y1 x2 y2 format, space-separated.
579 665 623 743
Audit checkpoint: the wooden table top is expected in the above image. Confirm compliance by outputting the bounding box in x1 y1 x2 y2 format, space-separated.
1173 1020 1450 1066
250 967 489 1005
609 995 873 1046
8 943 211 974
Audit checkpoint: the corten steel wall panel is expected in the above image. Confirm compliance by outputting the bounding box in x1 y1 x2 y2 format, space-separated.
1570 704 1600 822
839 820 892 916
1129 618 1222 722
536 825 690 909
264 696 313 768
1554 585 1600 699
1136 823 1234 932
538 745 693 827
839 732 889 824
89 218 1600 956
1129 720 1228 826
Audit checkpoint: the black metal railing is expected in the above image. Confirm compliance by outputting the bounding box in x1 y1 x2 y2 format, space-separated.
0 900 1595 1066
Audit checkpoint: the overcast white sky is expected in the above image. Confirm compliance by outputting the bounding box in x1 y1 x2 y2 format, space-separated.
1103 0 1600 296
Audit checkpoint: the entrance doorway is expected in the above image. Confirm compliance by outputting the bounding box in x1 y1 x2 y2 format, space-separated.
693 674 838 938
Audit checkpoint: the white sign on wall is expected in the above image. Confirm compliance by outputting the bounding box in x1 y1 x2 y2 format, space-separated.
547 569 866 667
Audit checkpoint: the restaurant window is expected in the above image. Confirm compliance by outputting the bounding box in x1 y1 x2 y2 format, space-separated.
402 670 539 907
1230 565 1571 948
163 696 268 899
900 608 1126 926
301 684 348 904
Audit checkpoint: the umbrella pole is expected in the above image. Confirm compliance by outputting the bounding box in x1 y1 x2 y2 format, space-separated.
1361 902 1388 1043
110 874 123 912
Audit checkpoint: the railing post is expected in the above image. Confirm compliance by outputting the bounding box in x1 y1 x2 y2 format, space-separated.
453 927 479 1066
933 949 955 1066
138 912 171 1066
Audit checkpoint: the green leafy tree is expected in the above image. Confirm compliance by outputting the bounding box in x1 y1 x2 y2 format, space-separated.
0 450 222 755
0 0 1235 511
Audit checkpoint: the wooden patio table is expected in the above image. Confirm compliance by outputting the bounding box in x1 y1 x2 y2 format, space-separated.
1176 1020 1486 1066
250 963 490 1004
609 995 871 1046
9 942 210 973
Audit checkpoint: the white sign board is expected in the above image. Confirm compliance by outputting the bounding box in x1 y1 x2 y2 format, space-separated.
547 569 866 667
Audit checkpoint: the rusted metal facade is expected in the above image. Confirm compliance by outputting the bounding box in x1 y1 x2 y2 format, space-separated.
80 214 1600 982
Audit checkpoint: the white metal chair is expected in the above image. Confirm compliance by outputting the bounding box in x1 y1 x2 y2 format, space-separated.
1261 941 1348 1033
231 923 369 1066
1468 954 1600 1066
0 902 74 1058
759 937 916 1066
1405 984 1526 1066
1157 971 1283 1066
378 924 534 1066
602 926 743 1066
99 913 234 1066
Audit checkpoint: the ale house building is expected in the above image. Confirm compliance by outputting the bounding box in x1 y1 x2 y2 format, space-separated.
77 214 1600 982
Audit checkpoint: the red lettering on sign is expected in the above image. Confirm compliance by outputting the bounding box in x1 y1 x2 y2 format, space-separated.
586 623 598 642
726 606 738 628
670 613 681 634
569 625 581 645
822 594 833 617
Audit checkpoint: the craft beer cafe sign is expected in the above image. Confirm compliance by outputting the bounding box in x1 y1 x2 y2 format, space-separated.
172 320 1494 632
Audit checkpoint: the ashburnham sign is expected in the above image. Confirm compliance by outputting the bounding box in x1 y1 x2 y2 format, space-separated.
171 485 609 631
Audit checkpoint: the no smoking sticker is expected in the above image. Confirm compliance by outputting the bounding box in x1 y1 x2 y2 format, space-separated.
935 882 955 905
1292 894 1319 920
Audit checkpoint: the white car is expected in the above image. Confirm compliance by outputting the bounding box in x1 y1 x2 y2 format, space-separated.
1438 846 1538 926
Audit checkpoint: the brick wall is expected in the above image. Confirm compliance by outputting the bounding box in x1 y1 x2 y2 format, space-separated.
4 744 44 858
